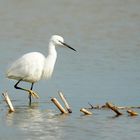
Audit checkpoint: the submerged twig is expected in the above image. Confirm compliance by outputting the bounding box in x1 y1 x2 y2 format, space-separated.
88 102 100 109
87 102 140 110
87 102 108 109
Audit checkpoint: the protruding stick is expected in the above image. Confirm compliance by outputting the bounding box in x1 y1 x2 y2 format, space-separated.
106 102 122 116
58 91 72 113
80 108 92 115
2 92 15 112
127 109 138 116
51 98 67 114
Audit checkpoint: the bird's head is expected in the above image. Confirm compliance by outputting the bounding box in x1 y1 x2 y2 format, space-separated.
50 35 76 51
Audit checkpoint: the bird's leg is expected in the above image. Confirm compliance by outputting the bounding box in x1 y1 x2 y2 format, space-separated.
28 83 33 105
14 80 39 104
28 83 39 99
28 83 39 105
14 79 25 90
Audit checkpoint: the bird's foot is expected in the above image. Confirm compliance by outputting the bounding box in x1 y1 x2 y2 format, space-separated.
27 90 39 99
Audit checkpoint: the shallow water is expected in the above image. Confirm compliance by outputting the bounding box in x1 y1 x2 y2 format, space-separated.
0 0 140 140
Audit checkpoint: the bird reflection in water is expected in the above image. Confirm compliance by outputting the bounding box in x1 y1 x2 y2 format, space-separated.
6 103 67 140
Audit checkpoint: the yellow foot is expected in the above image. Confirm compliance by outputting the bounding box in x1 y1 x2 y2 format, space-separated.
27 90 39 99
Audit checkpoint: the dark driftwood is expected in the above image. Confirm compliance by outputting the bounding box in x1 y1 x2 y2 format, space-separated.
87 103 107 109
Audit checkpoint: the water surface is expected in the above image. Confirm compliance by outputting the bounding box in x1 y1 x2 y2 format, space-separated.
0 0 140 140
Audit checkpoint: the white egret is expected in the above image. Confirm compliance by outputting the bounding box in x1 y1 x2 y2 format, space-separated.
6 35 76 104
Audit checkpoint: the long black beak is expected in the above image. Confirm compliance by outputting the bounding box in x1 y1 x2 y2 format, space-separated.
59 41 77 52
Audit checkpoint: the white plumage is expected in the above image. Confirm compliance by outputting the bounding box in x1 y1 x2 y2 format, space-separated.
6 35 76 104
7 51 57 82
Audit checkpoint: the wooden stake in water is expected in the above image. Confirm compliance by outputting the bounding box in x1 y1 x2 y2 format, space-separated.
127 109 138 116
80 108 92 115
58 91 72 113
51 98 67 114
2 92 15 112
106 102 122 116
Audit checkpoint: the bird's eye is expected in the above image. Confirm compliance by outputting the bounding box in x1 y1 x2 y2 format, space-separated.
58 40 63 44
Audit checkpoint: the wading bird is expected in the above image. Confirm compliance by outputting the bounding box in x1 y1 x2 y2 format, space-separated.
6 35 76 105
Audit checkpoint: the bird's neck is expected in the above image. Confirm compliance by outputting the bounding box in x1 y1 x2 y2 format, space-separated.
48 42 57 56
41 43 57 79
